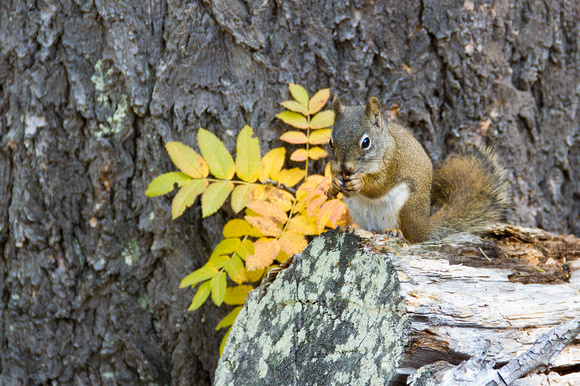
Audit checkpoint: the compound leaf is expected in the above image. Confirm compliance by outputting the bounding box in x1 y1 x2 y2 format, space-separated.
146 172 192 197
309 110 334 129
188 281 211 311
259 147 286 183
276 111 308 129
216 306 243 330
246 238 281 271
180 266 219 288
165 142 209 178
223 285 254 305
236 125 261 182
308 89 330 115
210 272 227 306
198 128 235 179
171 179 208 219
289 83 309 107
201 181 234 217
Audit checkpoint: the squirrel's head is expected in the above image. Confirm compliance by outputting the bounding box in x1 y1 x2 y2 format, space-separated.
330 96 393 176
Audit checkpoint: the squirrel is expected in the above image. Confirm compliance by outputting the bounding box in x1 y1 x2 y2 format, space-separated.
327 96 510 244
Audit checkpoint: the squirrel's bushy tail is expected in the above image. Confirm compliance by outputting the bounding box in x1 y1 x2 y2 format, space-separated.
429 143 510 239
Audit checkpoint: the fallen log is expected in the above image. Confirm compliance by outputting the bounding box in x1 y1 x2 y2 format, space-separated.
215 226 580 385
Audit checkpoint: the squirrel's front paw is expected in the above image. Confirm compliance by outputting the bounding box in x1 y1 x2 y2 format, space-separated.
343 175 363 192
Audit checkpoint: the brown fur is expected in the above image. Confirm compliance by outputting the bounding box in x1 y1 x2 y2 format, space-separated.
330 97 511 243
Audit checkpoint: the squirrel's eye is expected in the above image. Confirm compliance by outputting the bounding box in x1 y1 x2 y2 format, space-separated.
361 136 371 150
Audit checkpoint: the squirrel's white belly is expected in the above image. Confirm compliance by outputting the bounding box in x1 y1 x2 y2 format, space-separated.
343 182 410 233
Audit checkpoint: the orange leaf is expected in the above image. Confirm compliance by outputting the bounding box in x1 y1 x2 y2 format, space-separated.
309 110 334 129
246 200 288 224
259 148 286 183
308 129 332 145
281 100 308 116
264 186 294 212
307 147 327 160
290 149 308 162
246 238 281 271
276 111 308 129
321 199 349 225
299 175 326 191
165 142 209 179
223 219 263 238
278 168 305 187
245 216 282 237
316 205 333 233
308 89 330 115
306 193 328 217
278 231 309 256
287 214 319 236
280 131 308 145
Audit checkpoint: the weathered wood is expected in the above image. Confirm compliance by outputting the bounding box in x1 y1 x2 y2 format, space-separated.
216 229 580 384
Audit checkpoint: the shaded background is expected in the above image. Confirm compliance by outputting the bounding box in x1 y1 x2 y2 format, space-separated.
1 0 579 383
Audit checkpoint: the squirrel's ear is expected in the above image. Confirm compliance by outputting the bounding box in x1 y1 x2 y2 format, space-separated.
365 97 381 117
332 96 344 117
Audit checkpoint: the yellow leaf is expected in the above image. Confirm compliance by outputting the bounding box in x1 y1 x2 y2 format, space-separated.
208 255 230 269
210 272 227 306
276 249 290 263
276 111 308 129
220 327 231 357
307 147 327 160
281 100 308 115
278 231 309 256
290 149 308 162
245 216 282 237
246 238 281 271
210 238 241 260
308 89 330 115
246 267 265 282
224 255 247 284
308 129 332 145
246 200 288 224
179 266 219 288
188 281 211 311
309 110 334 129
197 128 236 180
201 181 234 217
216 306 243 330
278 168 305 187
289 83 309 107
222 219 263 238
223 285 254 305
172 179 208 219
236 125 261 182
287 214 319 236
231 184 254 213
165 142 209 178
262 186 294 212
145 172 192 197
233 241 252 263
279 131 308 144
259 148 286 183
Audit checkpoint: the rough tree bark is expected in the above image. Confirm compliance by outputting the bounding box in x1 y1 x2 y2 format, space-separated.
1 0 579 384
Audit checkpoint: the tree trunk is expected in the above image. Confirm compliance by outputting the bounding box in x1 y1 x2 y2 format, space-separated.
216 229 580 385
1 0 579 383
